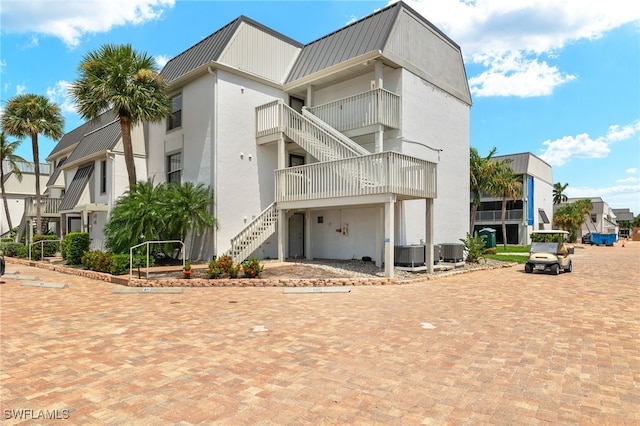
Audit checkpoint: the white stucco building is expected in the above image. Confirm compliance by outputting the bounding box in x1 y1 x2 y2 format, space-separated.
147 1 472 277
473 152 554 246
1 161 50 237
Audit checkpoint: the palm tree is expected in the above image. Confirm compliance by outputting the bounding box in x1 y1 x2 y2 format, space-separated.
166 182 218 258
1 94 64 236
469 147 498 233
553 182 569 204
70 44 171 187
553 199 593 242
0 132 27 231
487 160 522 250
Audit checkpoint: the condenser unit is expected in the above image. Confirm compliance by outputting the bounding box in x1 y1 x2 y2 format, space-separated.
441 243 464 262
394 245 425 267
433 244 442 264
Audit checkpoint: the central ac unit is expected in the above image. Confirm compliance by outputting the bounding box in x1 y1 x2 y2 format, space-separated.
394 245 425 267
441 243 464 262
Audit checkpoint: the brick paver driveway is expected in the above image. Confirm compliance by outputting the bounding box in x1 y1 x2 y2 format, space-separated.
1 243 638 425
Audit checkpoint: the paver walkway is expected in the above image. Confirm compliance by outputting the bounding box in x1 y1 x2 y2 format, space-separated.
1 243 638 425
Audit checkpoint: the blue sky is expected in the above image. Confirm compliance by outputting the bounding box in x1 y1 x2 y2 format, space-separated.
1 0 639 215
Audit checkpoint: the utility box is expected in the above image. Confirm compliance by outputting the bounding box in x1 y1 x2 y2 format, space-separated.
478 228 496 248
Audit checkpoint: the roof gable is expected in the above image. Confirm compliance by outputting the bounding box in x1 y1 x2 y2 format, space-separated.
59 163 94 212
64 120 121 166
47 111 118 161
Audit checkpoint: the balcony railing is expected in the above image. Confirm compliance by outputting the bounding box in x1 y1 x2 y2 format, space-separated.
306 88 400 132
275 151 436 203
24 197 62 217
475 209 524 222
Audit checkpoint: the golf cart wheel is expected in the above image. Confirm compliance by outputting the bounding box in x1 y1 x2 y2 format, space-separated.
525 263 533 273
551 264 559 275
564 261 572 273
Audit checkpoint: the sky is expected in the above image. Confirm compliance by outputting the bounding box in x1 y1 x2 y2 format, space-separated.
1 0 639 215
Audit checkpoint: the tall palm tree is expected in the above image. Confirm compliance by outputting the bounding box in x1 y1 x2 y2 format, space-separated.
553 182 569 204
553 199 593 242
1 94 64 236
0 132 27 231
70 44 171 187
488 160 522 249
469 147 498 233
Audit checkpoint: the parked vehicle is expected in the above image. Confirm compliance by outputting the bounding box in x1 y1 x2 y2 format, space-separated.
525 230 572 275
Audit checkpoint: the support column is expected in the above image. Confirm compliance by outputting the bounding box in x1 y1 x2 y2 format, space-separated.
376 206 383 267
277 209 286 262
375 60 384 89
277 136 286 169
306 85 314 107
384 197 395 278
425 198 434 273
305 209 313 260
374 125 384 153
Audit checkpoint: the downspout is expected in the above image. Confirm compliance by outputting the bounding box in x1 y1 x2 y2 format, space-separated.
208 66 218 258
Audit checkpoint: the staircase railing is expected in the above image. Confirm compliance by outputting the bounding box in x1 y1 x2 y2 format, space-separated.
301 108 369 156
227 202 278 263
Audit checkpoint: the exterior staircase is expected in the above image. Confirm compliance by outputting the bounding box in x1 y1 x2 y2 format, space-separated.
227 103 370 263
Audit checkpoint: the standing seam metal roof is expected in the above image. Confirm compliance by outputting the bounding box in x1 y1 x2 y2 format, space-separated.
45 156 67 187
286 3 400 83
47 111 118 160
58 163 94 212
64 120 121 166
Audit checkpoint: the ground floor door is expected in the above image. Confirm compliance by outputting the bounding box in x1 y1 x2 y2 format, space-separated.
68 217 82 233
288 213 305 259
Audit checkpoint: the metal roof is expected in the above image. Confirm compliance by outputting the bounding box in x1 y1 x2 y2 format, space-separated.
160 16 302 83
65 120 121 166
45 156 67 187
47 111 118 160
59 163 94 212
286 3 400 83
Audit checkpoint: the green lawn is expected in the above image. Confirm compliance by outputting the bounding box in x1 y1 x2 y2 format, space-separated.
486 245 530 264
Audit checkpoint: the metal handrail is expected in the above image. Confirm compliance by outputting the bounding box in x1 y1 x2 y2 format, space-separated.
129 240 185 282
28 239 62 261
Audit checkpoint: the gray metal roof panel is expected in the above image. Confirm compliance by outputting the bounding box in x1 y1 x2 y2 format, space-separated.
286 3 400 83
65 120 121 165
45 156 67 187
47 111 118 160
59 163 94 211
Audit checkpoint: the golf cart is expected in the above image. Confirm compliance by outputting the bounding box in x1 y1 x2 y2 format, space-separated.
525 230 572 275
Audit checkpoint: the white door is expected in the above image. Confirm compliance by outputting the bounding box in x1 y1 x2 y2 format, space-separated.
288 213 304 259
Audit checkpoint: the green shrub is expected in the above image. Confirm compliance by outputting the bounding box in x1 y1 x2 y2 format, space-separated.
82 250 113 273
17 245 28 258
110 253 155 276
241 257 264 278
1 242 23 257
483 247 497 255
460 232 486 264
64 232 91 265
31 235 59 261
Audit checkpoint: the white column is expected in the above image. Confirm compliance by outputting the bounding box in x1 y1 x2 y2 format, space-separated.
306 85 314 107
384 197 395 278
376 206 383 267
374 125 384 153
277 208 286 261
277 136 286 169
305 209 312 260
375 60 384 89
425 198 434 273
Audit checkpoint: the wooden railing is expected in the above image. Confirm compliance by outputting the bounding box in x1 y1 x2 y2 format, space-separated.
275 151 436 203
306 88 400 132
227 203 278 263
475 209 524 222
256 101 365 162
24 197 62 217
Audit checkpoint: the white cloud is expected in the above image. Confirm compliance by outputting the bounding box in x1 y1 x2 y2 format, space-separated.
16 85 26 95
566 184 640 212
155 54 170 69
539 120 640 166
617 177 639 183
626 168 638 174
1 0 175 49
399 0 640 97
46 81 76 114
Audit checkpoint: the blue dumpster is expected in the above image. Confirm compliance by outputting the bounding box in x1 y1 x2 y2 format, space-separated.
590 233 616 246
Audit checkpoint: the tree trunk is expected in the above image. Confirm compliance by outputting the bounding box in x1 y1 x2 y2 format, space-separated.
32 133 42 236
501 198 507 250
119 113 137 188
470 203 478 235
0 162 13 230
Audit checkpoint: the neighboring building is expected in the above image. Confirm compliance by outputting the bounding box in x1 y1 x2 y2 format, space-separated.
612 208 635 239
43 111 147 250
147 1 472 277
557 197 619 241
473 152 554 245
1 161 50 237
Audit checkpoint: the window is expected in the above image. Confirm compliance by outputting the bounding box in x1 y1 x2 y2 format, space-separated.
100 160 107 194
167 153 182 184
167 94 182 130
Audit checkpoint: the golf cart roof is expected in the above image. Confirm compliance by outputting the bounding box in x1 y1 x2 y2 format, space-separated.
531 230 569 235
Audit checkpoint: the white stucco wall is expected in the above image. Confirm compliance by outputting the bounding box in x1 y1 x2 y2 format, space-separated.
310 207 378 261
1 173 48 235
398 69 470 246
